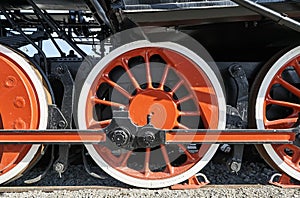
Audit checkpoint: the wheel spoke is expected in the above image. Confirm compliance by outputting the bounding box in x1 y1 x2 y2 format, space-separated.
91 97 126 109
121 58 141 91
292 59 300 77
88 119 111 129
266 97 300 111
179 111 201 116
170 80 184 96
119 151 133 167
275 76 300 99
176 122 189 129
178 144 196 161
292 150 300 165
265 117 298 128
143 147 151 177
158 65 170 90
160 145 174 174
176 95 193 105
144 51 153 89
102 75 132 99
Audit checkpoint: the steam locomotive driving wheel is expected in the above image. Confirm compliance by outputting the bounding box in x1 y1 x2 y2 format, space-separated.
77 41 226 188
0 45 49 183
250 46 300 181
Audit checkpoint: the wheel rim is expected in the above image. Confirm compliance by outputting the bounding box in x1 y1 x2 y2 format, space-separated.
255 46 300 180
78 41 226 188
0 45 48 183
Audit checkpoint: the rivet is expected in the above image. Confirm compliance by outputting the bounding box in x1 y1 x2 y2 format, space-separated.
5 76 17 88
14 97 26 108
13 118 26 129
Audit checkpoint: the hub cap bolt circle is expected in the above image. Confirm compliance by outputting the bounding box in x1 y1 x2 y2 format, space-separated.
143 132 155 146
112 129 130 147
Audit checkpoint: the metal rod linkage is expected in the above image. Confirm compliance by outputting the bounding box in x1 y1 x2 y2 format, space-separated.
0 128 296 144
231 0 300 32
165 129 296 144
26 0 88 58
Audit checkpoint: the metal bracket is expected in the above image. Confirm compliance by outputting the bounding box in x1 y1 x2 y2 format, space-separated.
226 105 247 130
53 145 70 178
226 64 249 173
228 63 249 122
82 147 107 179
23 145 55 184
231 0 300 33
269 173 300 188
49 64 74 177
22 105 67 183
227 144 244 173
47 105 68 129
50 64 74 129
171 173 210 189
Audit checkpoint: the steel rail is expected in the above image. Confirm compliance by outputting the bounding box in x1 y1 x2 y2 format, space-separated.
0 184 270 193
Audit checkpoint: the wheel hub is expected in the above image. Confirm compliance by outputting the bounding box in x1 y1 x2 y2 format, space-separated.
129 89 177 129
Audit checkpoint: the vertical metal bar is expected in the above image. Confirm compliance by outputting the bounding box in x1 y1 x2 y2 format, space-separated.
0 8 49 75
26 0 88 58
89 0 116 33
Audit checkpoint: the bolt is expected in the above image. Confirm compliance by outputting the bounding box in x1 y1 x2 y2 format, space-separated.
143 132 155 145
237 121 243 128
54 162 65 178
146 113 154 125
13 118 26 129
58 120 66 129
56 66 65 75
5 76 17 88
114 130 128 147
119 106 125 111
14 97 26 108
230 161 241 173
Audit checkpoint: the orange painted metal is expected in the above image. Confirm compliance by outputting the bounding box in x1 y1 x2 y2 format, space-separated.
171 175 209 189
262 55 300 173
0 51 40 174
84 46 221 181
269 173 300 188
166 130 295 143
129 89 178 128
0 128 294 144
0 131 105 143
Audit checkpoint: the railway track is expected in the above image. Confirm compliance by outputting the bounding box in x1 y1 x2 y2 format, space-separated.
0 0 300 192
0 185 299 198
2 150 300 197
0 184 286 192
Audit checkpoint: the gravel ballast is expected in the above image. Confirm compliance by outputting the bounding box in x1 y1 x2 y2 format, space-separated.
3 145 300 197
1 186 300 198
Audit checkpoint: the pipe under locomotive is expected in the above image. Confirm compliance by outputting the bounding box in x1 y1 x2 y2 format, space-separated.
0 0 299 188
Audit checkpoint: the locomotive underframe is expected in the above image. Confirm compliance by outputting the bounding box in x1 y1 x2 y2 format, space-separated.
0 0 300 188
